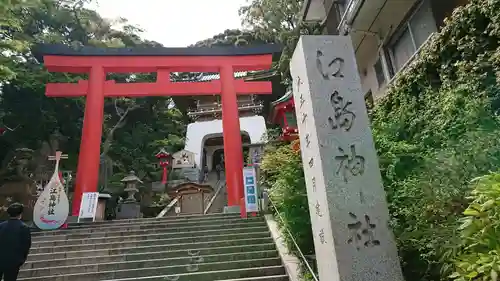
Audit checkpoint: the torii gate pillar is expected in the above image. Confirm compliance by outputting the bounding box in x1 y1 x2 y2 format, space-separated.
220 65 244 206
73 66 106 215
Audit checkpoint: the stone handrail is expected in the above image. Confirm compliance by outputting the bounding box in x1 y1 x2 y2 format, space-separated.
156 196 180 218
266 189 319 281
203 178 225 214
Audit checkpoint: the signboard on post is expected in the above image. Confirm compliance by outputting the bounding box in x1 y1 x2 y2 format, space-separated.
243 166 259 213
78 192 99 222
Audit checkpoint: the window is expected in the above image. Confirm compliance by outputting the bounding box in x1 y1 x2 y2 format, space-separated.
391 30 415 73
387 0 437 75
374 58 386 88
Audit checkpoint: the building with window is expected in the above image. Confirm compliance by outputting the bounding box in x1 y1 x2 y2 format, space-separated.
301 0 469 101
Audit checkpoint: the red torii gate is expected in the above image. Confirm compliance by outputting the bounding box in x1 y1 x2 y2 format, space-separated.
36 44 280 216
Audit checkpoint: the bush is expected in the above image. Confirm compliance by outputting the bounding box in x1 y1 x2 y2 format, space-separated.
260 1 500 280
450 172 500 281
385 130 500 280
259 140 315 276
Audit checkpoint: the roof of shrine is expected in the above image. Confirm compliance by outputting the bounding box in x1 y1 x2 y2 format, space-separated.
271 90 293 106
34 43 282 62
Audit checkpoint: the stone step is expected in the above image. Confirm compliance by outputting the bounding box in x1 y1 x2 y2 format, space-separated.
70 212 241 227
29 213 240 234
32 226 269 247
31 217 264 237
30 232 272 254
32 220 266 241
219 275 289 281
20 250 279 278
28 238 275 261
103 266 287 281
25 243 277 269
62 213 253 230
19 257 283 281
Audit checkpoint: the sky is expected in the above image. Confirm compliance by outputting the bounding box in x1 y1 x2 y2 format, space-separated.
88 0 249 47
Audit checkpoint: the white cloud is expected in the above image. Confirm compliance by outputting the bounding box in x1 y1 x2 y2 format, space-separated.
88 0 248 47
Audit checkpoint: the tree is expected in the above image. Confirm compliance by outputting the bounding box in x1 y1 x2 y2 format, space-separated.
239 0 321 80
0 0 186 189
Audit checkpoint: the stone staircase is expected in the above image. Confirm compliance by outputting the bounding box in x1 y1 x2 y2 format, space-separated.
21 213 289 281
205 172 227 214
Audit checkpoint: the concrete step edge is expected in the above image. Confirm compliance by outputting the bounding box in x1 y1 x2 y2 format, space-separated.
28 239 275 257
74 212 240 224
20 257 282 280
26 243 277 264
63 215 263 230
30 237 274 255
21 250 279 273
31 217 264 235
32 226 270 245
31 220 266 238
100 265 286 281
31 224 268 242
30 213 241 232
219 275 289 281
32 231 272 250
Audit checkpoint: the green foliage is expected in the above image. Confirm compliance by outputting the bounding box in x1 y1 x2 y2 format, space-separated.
0 0 185 189
450 172 500 281
239 0 322 78
258 0 500 280
191 29 267 47
369 0 500 279
259 140 315 278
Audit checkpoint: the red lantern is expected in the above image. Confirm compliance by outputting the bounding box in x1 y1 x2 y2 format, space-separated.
155 148 171 185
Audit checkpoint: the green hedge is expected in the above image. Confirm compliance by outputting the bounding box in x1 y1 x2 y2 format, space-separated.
371 0 500 279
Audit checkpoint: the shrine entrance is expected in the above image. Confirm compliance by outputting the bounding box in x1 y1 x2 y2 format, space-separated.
35 44 280 216
202 132 251 172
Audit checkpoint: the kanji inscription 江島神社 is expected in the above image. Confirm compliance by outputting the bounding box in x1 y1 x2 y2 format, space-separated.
290 35 404 281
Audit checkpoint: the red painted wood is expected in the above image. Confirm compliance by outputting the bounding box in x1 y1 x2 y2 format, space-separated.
72 66 106 216
46 80 272 97
220 65 244 206
43 54 273 73
240 198 247 219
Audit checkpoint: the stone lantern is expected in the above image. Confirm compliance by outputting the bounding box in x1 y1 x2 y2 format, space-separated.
116 171 143 219
121 171 143 203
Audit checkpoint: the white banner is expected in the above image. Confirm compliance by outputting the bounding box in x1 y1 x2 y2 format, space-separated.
79 192 99 221
243 166 259 213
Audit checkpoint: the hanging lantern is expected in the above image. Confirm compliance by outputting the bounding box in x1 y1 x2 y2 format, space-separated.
155 148 171 185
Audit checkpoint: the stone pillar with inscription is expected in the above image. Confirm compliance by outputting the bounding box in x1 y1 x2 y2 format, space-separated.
290 35 404 281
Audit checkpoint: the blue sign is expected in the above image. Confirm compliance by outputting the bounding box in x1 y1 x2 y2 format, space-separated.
243 167 259 212
246 177 255 185
247 196 256 204
246 185 255 194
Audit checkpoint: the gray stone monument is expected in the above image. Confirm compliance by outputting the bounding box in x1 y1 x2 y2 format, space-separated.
290 35 403 281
